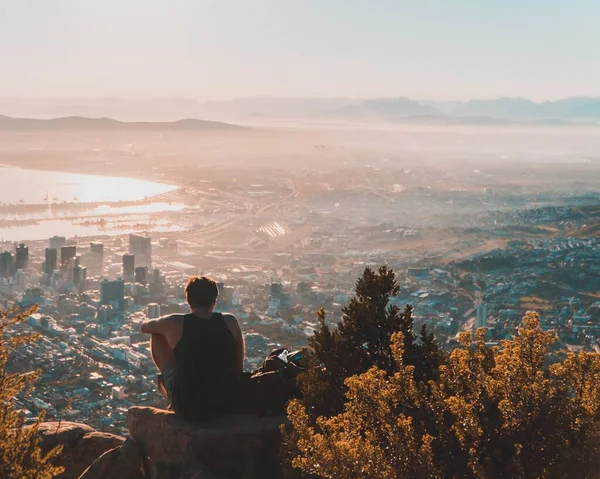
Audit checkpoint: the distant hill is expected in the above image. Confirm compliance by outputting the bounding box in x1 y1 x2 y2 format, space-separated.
542 97 600 120
420 100 466 115
455 97 600 121
456 98 540 119
197 97 354 119
0 98 205 122
0 115 242 131
2 96 600 124
0 97 354 121
329 97 443 119
329 96 600 122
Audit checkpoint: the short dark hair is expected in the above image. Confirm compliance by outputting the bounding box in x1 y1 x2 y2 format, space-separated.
185 276 219 309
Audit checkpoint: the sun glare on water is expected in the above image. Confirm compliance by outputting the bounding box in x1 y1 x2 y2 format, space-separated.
0 166 177 205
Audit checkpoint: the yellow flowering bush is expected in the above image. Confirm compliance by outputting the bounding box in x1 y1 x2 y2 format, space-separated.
0 306 64 479
286 279 600 479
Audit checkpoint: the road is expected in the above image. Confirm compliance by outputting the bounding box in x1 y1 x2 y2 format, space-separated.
178 177 300 242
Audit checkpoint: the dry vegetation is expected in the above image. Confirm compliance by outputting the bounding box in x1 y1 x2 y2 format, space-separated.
0 307 63 479
286 268 600 479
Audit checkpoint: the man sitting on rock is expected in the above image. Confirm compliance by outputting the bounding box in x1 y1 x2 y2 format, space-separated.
141 276 244 420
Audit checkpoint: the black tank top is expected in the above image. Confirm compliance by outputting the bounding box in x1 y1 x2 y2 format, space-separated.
172 312 239 419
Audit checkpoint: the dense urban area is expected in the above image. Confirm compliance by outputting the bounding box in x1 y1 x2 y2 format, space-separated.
2 119 600 436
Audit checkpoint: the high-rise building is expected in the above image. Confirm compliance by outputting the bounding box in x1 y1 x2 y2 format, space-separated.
150 268 165 300
0 251 14 278
129 234 152 268
96 304 112 323
81 250 102 277
231 290 241 307
14 269 25 288
100 279 125 311
123 254 135 277
269 282 283 300
15 244 29 271
90 242 104 272
49 235 66 253
60 246 77 270
73 265 87 287
216 282 225 309
222 286 235 308
147 303 161 319
135 266 148 284
476 303 488 330
64 254 80 283
44 248 58 274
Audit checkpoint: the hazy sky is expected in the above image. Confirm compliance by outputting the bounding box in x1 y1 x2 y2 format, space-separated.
1 0 598 101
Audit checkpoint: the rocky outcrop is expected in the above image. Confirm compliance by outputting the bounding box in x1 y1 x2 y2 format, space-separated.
78 438 144 479
30 421 125 479
128 407 286 479
37 407 289 479
80 407 286 479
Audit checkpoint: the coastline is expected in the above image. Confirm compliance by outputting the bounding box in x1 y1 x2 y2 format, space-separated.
0 162 180 190
0 164 187 241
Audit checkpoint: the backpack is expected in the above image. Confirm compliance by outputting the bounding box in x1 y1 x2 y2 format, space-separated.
237 348 305 416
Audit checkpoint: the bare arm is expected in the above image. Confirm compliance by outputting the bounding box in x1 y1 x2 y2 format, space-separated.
142 314 183 353
141 315 169 336
223 313 245 374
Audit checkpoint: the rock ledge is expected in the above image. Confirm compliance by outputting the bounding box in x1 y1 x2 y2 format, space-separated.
79 407 286 479
29 421 124 479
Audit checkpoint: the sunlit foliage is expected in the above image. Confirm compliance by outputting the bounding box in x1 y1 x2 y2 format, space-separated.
286 267 600 478
0 306 64 479
296 266 443 420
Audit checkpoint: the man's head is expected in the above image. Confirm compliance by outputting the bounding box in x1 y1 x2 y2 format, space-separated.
185 276 219 310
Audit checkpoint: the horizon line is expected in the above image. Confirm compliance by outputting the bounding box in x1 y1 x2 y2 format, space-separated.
1 95 600 104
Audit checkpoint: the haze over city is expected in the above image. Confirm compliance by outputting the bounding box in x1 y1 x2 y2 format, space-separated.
2 2 600 478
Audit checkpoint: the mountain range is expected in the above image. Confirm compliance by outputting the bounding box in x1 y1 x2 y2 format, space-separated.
329 97 441 119
327 97 600 122
452 97 600 121
1 96 600 123
0 115 241 131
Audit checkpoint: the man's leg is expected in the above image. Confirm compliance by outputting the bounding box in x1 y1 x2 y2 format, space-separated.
150 334 176 398
150 334 176 372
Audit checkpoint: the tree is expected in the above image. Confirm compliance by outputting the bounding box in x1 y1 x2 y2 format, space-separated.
295 266 443 420
286 310 600 478
0 306 64 479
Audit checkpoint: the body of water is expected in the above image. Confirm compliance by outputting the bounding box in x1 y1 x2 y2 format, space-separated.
0 166 186 241
0 165 177 204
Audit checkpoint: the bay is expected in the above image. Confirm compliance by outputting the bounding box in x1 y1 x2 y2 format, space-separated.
0 166 185 241
0 165 177 204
